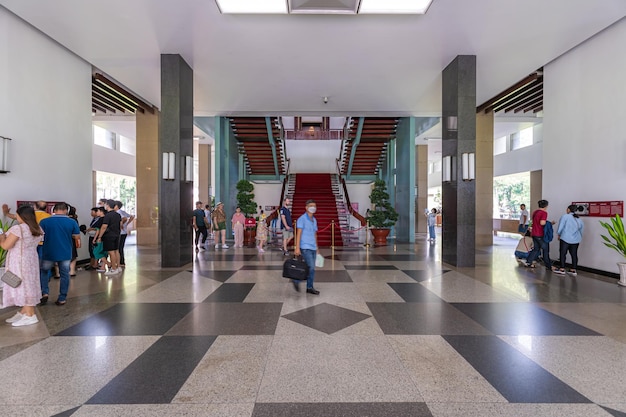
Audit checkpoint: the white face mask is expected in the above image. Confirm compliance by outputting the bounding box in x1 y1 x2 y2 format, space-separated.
307 207 316 214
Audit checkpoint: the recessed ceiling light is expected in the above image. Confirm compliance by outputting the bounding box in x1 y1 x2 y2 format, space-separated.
359 0 433 14
215 0 288 14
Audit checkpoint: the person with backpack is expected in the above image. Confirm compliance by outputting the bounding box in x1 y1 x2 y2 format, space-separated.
553 204 584 276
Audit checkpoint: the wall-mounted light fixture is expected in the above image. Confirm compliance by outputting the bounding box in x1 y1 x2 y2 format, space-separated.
462 152 475 181
0 136 11 174
442 155 451 182
162 152 176 180
184 155 193 182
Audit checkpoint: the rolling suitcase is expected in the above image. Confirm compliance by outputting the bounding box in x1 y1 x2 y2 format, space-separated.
282 257 309 280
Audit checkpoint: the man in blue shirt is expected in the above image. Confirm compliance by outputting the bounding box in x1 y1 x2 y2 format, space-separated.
293 199 319 295
39 202 81 306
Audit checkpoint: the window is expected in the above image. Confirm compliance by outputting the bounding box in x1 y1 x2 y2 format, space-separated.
93 125 116 150
511 127 533 151
119 135 136 156
494 136 507 155
493 172 530 219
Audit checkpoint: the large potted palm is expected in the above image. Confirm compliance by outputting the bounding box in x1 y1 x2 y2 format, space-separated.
366 179 399 245
600 214 626 286
236 179 258 246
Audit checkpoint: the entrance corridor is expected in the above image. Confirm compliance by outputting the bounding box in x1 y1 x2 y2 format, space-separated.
1 236 626 416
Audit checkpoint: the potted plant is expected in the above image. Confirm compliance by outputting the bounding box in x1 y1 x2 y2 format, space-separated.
600 214 626 286
236 179 258 246
366 179 399 245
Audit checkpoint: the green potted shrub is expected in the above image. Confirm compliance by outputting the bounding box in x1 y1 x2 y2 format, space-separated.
600 214 626 286
236 179 258 246
366 179 398 244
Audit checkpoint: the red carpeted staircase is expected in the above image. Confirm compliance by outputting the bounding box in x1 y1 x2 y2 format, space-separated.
292 173 342 247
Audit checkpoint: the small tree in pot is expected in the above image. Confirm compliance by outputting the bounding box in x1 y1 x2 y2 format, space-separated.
366 179 398 244
236 179 258 246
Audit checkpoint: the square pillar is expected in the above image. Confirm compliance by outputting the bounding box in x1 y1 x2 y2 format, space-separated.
442 55 476 267
136 110 160 245
476 111 494 247
159 54 193 267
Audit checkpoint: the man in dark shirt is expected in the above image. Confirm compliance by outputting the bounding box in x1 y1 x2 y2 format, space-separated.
280 197 293 256
94 199 122 275
192 201 208 250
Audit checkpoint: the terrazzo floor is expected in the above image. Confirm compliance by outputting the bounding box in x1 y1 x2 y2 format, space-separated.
1 234 626 417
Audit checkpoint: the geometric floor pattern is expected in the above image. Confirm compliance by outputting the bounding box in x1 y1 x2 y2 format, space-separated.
1 234 626 416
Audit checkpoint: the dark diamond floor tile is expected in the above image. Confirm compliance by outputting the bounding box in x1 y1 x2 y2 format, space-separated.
200 254 258 261
326 254 386 261
367 302 490 335
240 265 284 270
252 402 433 417
451 303 601 335
378 254 424 261
282 303 371 334
190 270 237 282
401 270 450 282
87 336 215 404
203 283 255 302
601 406 626 417
388 283 443 302
56 303 197 336
313 270 353 282
166 303 282 335
51 406 80 417
344 265 398 270
444 335 591 403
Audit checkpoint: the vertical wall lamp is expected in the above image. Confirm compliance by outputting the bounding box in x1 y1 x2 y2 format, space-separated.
0 136 11 173
184 155 193 182
442 155 451 182
462 152 475 181
162 152 176 180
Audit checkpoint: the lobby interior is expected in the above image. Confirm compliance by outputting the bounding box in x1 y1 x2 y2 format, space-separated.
1 1 626 416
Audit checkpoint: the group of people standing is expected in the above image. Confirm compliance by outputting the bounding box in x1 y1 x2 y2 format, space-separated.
0 198 133 327
516 200 584 276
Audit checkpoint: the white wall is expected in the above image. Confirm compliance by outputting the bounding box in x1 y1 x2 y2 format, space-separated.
251 182 283 215
93 145 136 177
543 19 626 274
0 8 93 259
494 142 543 177
286 140 342 173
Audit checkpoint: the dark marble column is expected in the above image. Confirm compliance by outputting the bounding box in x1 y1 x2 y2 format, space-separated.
442 55 476 267
159 54 193 267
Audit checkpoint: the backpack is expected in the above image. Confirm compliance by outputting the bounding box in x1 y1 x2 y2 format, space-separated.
543 221 554 243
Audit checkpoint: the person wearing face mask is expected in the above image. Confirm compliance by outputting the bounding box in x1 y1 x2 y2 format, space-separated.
293 199 319 295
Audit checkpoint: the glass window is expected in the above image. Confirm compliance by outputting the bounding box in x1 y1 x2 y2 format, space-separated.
119 135 136 156
494 136 507 155
493 172 530 219
511 127 533 150
93 125 116 150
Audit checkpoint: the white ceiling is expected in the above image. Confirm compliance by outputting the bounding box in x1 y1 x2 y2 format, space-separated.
1 0 624 118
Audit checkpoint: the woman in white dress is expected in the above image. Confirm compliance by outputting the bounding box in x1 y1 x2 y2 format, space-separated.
0 205 44 327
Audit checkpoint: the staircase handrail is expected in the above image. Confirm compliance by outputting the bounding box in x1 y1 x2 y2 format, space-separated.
340 176 367 227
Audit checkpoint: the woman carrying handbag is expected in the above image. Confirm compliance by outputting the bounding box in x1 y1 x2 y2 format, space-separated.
0 205 44 327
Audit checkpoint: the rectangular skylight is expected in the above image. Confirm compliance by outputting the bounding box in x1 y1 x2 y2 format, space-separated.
359 0 433 14
216 0 288 14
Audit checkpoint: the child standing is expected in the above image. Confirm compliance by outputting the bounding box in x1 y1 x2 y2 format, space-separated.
256 214 268 253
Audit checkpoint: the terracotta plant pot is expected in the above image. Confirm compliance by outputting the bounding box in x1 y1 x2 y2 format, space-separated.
370 228 390 245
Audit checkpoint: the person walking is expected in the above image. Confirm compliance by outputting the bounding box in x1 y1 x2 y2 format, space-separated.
280 198 294 255
193 201 209 250
518 203 529 234
554 204 584 276
211 202 229 249
293 199 320 295
426 208 437 242
0 205 44 326
525 199 554 271
94 200 122 275
39 202 81 306
231 207 246 248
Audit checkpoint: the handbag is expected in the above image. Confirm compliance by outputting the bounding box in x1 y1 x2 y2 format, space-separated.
1 226 24 288
282 257 309 281
1 269 22 288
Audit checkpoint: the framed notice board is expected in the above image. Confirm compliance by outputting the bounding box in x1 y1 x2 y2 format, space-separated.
571 201 623 217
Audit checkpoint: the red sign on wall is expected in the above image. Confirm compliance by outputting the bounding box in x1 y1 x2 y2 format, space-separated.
571 201 623 217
